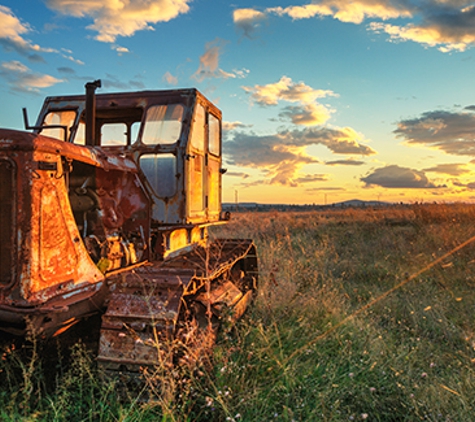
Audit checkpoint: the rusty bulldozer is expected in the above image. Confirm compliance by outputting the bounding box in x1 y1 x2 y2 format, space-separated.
0 80 258 377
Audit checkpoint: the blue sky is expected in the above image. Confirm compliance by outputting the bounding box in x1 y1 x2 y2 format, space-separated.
1 0 475 204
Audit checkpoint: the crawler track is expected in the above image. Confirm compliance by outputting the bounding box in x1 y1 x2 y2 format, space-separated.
97 239 258 375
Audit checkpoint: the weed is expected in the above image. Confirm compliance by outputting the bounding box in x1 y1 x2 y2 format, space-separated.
2 204 475 420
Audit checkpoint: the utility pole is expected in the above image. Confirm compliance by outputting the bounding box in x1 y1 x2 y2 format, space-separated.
235 190 238 211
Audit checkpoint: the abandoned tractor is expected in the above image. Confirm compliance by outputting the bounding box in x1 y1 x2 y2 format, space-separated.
0 81 258 374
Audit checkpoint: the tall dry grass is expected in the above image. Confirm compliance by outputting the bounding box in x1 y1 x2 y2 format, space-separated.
1 203 475 420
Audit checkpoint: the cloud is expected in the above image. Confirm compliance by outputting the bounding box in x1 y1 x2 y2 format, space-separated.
294 173 329 183
305 186 345 192
361 165 442 188
113 45 130 55
223 121 252 132
57 66 76 75
225 132 317 187
59 48 84 64
233 8 267 39
46 0 191 43
192 38 246 82
422 163 470 176
0 5 57 62
290 126 376 155
102 73 145 90
326 158 366 166
243 76 335 106
163 71 178 85
224 126 374 186
0 60 63 92
311 186 345 191
268 1 411 24
278 103 335 126
368 2 475 52
242 76 337 126
394 108 475 156
129 79 146 89
226 171 250 179
237 1 475 52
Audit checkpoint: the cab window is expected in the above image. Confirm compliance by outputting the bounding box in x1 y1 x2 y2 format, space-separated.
41 110 76 141
140 153 176 197
209 113 220 156
142 104 184 145
190 104 205 152
101 123 127 146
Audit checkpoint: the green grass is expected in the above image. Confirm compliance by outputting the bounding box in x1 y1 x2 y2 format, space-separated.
2 204 475 421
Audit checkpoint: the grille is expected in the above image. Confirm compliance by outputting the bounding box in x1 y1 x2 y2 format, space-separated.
0 159 15 287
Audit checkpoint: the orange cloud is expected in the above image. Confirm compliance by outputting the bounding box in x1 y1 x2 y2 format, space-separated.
236 1 475 52
46 0 191 42
233 8 267 38
369 16 475 52
394 108 475 156
361 165 443 188
223 121 252 132
192 38 247 82
225 126 374 186
269 1 410 24
163 71 178 85
423 163 470 176
242 76 337 126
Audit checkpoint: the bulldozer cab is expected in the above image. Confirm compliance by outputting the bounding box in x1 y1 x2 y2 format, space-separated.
34 88 224 228
0 83 257 346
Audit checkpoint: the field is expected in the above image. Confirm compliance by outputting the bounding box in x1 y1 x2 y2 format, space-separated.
1 204 475 421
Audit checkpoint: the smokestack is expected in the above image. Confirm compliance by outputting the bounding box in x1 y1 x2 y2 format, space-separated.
85 79 101 146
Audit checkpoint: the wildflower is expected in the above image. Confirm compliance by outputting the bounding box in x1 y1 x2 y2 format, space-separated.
421 372 428 378
361 413 369 420
205 397 213 407
369 387 376 393
349 372 354 378
430 362 436 368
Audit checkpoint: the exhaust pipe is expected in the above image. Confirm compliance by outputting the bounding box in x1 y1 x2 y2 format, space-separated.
85 79 101 146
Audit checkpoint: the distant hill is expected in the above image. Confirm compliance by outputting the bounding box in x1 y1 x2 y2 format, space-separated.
331 199 390 208
222 202 258 209
222 199 391 212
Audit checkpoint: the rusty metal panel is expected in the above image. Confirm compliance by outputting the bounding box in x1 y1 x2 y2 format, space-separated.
207 155 221 220
26 149 105 301
98 266 192 369
0 129 138 173
168 228 191 254
95 168 150 232
0 158 15 287
196 280 243 310
38 181 78 281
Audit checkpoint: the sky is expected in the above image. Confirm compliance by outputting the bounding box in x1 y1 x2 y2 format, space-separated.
1 0 475 205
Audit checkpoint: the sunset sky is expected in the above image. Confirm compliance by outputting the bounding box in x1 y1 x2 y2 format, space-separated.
1 0 475 205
